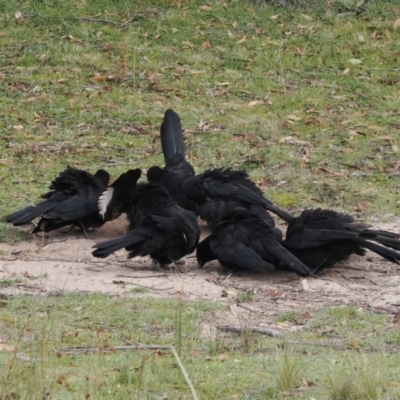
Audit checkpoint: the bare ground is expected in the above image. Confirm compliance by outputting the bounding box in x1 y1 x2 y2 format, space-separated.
1 216 400 332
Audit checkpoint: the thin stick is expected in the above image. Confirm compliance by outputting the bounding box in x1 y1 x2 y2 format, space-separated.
116 274 170 279
287 340 350 350
237 303 260 314
217 325 282 338
112 281 173 291
56 344 173 355
25 14 143 28
170 345 199 400
97 323 132 345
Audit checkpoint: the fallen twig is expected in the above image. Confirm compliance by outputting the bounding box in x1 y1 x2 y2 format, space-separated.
116 274 170 279
112 281 173 291
25 14 144 28
286 340 351 350
217 325 282 338
236 303 261 314
97 323 132 345
56 344 173 355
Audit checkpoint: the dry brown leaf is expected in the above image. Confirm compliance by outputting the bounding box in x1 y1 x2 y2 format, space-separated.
227 29 234 38
63 35 83 43
342 68 350 75
189 70 205 74
101 41 114 52
200 5 212 11
276 181 287 187
355 202 369 212
221 289 238 298
182 40 194 48
265 40 282 46
218 354 229 362
300 378 316 388
276 321 290 328
90 75 108 82
15 10 24 23
279 136 293 143
377 135 395 144
190 350 202 358
318 167 344 177
237 35 246 44
394 18 400 29
270 15 279 20
201 42 211 49
0 343 15 352
0 159 13 165
13 125 23 131
247 100 263 107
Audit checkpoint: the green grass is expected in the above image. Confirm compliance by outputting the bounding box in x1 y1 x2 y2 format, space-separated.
0 277 24 288
1 0 400 244
0 294 400 399
1 1 400 398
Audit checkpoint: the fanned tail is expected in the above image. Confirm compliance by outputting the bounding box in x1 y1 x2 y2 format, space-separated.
160 109 185 166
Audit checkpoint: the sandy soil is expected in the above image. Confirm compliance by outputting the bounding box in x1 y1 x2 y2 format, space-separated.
1 216 400 331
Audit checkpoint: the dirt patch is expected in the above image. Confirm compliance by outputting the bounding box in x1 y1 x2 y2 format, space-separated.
1 216 400 331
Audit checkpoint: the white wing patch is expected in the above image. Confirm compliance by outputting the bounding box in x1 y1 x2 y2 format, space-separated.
182 232 187 243
98 187 114 219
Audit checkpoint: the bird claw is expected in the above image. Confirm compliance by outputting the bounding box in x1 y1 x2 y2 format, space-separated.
157 261 186 273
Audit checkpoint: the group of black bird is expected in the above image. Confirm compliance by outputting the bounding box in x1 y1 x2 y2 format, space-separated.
4 109 400 277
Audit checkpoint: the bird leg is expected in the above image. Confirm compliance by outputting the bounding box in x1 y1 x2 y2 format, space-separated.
311 262 326 275
172 260 186 273
158 261 185 273
78 219 89 239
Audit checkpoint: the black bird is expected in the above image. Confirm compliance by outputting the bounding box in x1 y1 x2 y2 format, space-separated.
92 183 200 269
98 169 142 221
147 109 197 213
182 167 293 226
3 167 111 237
284 208 400 274
197 208 311 275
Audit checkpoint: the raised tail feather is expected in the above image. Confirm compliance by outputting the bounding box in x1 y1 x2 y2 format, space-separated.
263 235 311 276
353 237 400 263
92 235 136 258
265 204 295 224
2 200 54 226
160 109 185 166
92 230 148 259
359 230 400 251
